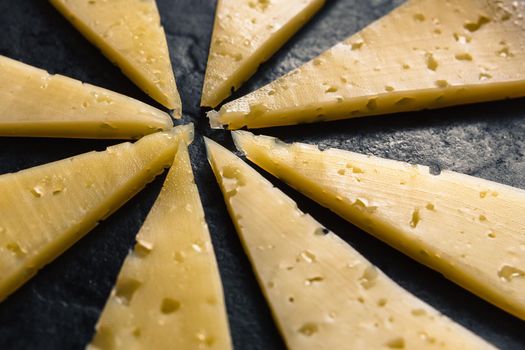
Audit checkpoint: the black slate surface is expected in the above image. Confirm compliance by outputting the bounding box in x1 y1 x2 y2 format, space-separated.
0 0 524 349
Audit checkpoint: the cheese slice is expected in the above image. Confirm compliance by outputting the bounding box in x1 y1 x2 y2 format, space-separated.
0 56 173 139
0 125 192 301
209 0 525 129
201 0 325 108
50 0 182 112
205 137 494 350
89 137 231 350
233 131 525 320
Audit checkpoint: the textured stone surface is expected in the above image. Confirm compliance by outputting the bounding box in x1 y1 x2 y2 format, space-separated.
0 0 524 349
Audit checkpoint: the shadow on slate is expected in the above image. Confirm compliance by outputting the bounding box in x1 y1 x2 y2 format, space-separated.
0 0 524 349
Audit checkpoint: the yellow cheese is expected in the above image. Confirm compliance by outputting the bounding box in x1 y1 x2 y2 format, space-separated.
0 56 173 139
89 137 231 350
201 0 325 108
209 0 525 129
233 131 525 320
0 125 192 301
50 0 181 112
206 137 494 350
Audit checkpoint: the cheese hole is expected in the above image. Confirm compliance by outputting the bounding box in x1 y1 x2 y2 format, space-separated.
479 214 487 221
386 337 405 349
325 86 338 93
479 72 492 81
377 298 388 307
300 250 316 263
305 276 324 286
359 266 378 290
425 203 435 211
366 98 378 110
357 296 365 303
464 15 491 32
314 227 330 236
298 323 318 336
115 278 142 305
455 53 473 61
410 209 421 228
395 97 415 106
425 52 438 71
132 328 141 338
338 169 345 175
288 296 295 303
384 85 395 92
91 327 115 350
498 265 525 282
487 231 496 238
133 240 153 258
411 308 427 316
413 13 425 21
161 298 181 314
6 242 26 258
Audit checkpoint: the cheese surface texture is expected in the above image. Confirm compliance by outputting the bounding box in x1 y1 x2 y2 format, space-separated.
201 0 325 107
210 0 525 129
0 125 192 301
206 138 494 350
234 131 525 320
0 56 173 139
89 137 231 350
50 0 181 112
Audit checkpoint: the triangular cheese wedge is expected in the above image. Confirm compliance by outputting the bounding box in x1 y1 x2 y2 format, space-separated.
89 138 231 350
233 131 525 320
0 125 192 301
50 0 182 112
209 0 525 129
201 0 325 108
0 56 173 139
205 138 494 350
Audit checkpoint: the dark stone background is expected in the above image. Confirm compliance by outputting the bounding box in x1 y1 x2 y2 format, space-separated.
0 0 524 349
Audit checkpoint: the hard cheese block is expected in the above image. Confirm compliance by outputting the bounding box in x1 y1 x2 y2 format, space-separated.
201 0 325 108
210 0 525 129
206 138 494 350
89 138 232 350
0 125 192 301
0 56 173 139
234 131 525 320
50 0 182 112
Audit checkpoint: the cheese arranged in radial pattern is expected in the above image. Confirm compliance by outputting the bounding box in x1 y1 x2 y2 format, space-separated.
233 131 525 320
50 0 181 112
0 56 173 139
0 125 193 302
209 0 525 129
201 0 325 108
89 139 232 350
205 138 494 350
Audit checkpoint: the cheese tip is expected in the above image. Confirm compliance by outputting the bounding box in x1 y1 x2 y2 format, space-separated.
207 110 224 129
231 130 253 156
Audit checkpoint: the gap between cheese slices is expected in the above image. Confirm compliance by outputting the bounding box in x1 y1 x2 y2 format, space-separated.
209 0 525 129
233 131 525 321
0 124 193 302
89 137 231 350
50 0 182 112
205 138 495 350
201 0 325 108
0 56 173 139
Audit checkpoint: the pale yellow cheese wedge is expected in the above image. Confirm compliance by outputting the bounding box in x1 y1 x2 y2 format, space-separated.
0 56 173 139
50 0 182 112
233 131 525 321
205 138 494 350
0 125 193 301
201 0 325 108
210 0 525 129
89 137 231 350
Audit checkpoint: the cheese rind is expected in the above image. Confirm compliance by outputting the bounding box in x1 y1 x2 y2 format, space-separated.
50 0 181 112
89 137 232 350
233 131 525 320
201 0 325 107
0 125 193 301
210 0 525 129
206 138 494 350
0 56 173 139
